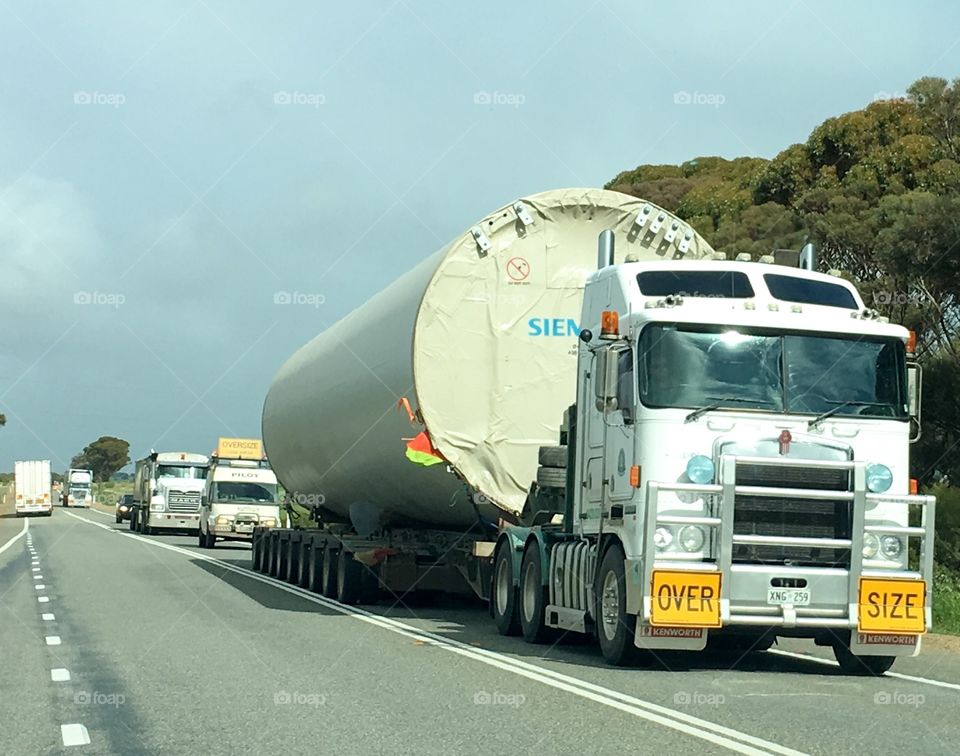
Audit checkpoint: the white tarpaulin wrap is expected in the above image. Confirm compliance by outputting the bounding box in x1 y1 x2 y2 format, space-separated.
263 188 716 531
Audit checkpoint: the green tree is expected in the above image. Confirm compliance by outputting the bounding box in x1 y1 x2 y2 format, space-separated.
80 436 130 483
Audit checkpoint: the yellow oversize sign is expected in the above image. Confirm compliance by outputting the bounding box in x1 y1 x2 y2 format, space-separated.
217 437 263 460
650 570 722 628
858 578 926 634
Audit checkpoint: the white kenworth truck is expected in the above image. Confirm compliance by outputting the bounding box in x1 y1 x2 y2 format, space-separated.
489 231 934 674
130 451 209 535
62 468 93 507
198 438 280 548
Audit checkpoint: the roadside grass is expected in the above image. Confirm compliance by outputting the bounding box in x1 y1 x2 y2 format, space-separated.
934 565 960 636
92 481 134 508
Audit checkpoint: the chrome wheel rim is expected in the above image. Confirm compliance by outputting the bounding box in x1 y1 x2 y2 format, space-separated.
495 556 510 616
600 570 620 642
522 560 537 622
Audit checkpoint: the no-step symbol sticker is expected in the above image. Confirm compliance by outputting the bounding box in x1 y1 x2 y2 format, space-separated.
506 257 530 281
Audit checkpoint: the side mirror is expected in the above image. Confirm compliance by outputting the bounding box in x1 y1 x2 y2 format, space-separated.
908 362 922 443
594 349 620 412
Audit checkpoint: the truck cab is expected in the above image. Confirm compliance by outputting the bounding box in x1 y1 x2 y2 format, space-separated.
493 232 935 674
132 452 209 535
62 468 93 507
199 453 280 549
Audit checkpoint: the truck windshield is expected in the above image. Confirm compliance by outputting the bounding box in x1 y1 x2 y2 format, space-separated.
213 482 277 503
156 465 207 479
638 324 908 419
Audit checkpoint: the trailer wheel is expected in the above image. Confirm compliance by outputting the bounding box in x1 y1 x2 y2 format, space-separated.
595 542 639 666
536 467 567 489
519 545 552 643
259 533 273 573
336 548 362 605
252 534 263 571
492 543 521 636
270 533 283 577
538 445 568 468
833 641 895 676
321 543 339 598
284 539 299 583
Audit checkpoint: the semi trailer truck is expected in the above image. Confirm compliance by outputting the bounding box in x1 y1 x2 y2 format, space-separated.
255 187 934 673
130 451 209 534
14 459 53 516
62 467 93 507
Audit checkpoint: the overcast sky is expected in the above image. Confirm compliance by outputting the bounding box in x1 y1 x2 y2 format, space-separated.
1 0 958 472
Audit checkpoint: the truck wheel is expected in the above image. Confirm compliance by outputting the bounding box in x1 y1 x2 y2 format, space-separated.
492 543 521 636
260 534 273 574
833 642 895 676
296 541 311 587
596 542 639 666
252 535 263 571
271 534 284 577
321 543 339 598
336 548 362 605
519 545 552 643
284 540 298 583
538 445 568 468
129 510 137 531
536 467 567 489
305 541 321 591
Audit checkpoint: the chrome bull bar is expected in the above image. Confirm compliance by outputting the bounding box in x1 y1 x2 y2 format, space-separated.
642 455 936 629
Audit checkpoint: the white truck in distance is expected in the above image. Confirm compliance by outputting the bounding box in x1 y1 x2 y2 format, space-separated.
199 439 280 548
14 460 53 517
62 468 93 507
131 451 209 535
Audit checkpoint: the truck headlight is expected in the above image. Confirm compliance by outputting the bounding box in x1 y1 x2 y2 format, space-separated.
880 535 903 559
863 533 880 559
678 525 705 552
261 518 276 528
215 515 235 525
153 502 165 512
654 526 673 551
866 463 893 493
686 455 715 485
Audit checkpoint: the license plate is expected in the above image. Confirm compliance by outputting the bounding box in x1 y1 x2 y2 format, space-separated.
858 578 926 634
650 570 722 628
235 525 253 533
767 588 811 606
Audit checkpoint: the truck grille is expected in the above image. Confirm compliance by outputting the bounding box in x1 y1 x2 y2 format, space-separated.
733 462 851 567
167 491 201 513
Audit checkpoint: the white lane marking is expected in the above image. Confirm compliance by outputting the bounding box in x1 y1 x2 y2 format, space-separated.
86 507 115 519
42 613 55 621
51 668 70 681
34 575 42 580
35 584 46 590
61 723 90 747
45 635 61 645
62 510 804 756
0 517 29 555
38 596 49 603
770 648 960 692
32 567 40 571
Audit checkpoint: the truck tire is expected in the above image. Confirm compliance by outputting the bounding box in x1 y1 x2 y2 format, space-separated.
321 543 339 598
519 544 552 644
284 539 299 583
259 533 273 574
305 541 322 592
595 542 640 666
336 549 362 605
252 534 263 571
538 445 568 468
492 543 521 636
273 535 287 578
129 509 137 531
833 641 895 676
536 467 567 489
297 541 312 587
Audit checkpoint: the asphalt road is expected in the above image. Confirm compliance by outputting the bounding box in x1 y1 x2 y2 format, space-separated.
2 507 959 755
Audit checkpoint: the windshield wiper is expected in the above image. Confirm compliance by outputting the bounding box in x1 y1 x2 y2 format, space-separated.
806 400 881 430
685 397 774 424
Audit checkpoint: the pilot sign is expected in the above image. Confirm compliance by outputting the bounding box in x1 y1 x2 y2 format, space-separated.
506 256 530 282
